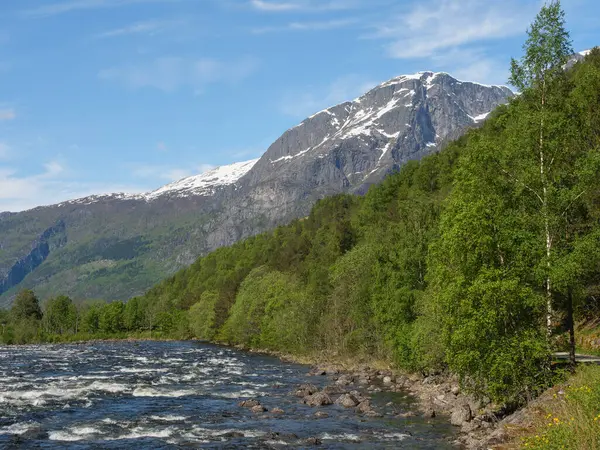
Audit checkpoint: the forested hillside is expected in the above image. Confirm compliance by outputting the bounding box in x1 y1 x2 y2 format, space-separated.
3 3 600 413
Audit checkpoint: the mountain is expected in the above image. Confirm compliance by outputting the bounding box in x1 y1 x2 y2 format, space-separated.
0 71 513 307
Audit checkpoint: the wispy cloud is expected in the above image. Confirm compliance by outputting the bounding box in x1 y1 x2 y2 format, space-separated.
98 56 259 92
0 109 16 121
22 0 186 17
249 0 361 13
0 160 148 212
370 0 533 59
94 19 185 39
250 0 300 12
280 74 377 118
252 18 357 34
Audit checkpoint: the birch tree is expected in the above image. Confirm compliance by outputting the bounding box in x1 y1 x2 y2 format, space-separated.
509 0 573 337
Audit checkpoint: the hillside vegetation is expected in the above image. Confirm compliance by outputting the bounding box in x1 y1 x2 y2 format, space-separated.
2 2 600 421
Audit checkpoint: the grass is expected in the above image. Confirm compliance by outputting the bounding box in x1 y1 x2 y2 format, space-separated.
514 365 600 449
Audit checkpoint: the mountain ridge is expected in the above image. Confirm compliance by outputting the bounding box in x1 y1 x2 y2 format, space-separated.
0 69 515 306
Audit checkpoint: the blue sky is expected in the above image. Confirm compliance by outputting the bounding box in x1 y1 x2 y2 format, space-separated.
0 0 598 212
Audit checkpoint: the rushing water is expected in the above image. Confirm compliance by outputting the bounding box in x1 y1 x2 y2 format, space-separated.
0 341 456 448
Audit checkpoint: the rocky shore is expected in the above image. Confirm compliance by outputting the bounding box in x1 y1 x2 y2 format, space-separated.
237 355 522 449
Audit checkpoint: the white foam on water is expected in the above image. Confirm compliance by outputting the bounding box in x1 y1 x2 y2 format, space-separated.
321 433 362 442
132 387 197 398
118 426 175 439
0 421 41 435
118 367 168 374
148 415 188 422
213 389 264 399
379 432 410 440
48 426 102 442
190 426 266 438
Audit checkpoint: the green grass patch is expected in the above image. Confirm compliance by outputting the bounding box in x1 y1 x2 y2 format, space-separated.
518 365 600 449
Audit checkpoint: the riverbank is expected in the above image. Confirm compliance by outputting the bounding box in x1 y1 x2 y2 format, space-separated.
235 345 514 449
240 345 600 450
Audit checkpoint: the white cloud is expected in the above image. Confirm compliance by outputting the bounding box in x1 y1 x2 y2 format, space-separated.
280 74 377 118
0 109 15 120
99 56 259 92
94 19 185 39
371 0 532 59
250 0 300 11
252 18 357 34
364 0 535 85
249 0 361 12
0 160 148 212
22 0 187 17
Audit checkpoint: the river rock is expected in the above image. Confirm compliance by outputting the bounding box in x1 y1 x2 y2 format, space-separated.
314 411 329 418
335 393 359 408
251 405 267 413
295 384 319 397
221 431 245 438
383 376 394 384
238 399 261 408
322 385 345 395
355 400 373 414
349 390 368 403
271 407 284 414
450 404 473 426
306 437 322 445
335 375 353 386
304 392 333 407
423 407 436 418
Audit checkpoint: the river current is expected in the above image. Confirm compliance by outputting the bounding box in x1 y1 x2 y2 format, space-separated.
0 341 456 448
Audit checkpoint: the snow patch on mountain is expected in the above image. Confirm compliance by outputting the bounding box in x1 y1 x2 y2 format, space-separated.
54 159 259 208
146 159 258 199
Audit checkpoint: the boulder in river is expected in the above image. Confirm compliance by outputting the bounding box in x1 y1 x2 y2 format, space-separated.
238 399 261 408
322 385 345 395
295 384 319 397
355 400 373 414
271 407 284 414
251 405 268 413
303 392 333 407
314 411 329 418
335 393 359 408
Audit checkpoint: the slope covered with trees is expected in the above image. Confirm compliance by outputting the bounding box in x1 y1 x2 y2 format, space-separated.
1 2 599 412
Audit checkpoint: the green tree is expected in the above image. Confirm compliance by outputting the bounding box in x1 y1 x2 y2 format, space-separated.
189 290 219 340
43 295 78 335
98 301 125 334
11 289 43 322
509 0 573 337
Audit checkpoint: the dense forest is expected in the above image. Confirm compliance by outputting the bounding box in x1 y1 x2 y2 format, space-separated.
2 2 600 409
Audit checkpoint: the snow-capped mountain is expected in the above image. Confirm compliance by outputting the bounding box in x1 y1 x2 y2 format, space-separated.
0 69 514 305
145 159 259 200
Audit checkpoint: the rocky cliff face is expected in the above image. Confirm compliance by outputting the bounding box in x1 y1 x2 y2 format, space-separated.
212 72 513 240
0 71 513 306
0 221 67 297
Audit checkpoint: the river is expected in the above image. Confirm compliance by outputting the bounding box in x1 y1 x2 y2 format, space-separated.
0 341 456 448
